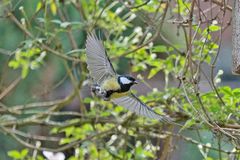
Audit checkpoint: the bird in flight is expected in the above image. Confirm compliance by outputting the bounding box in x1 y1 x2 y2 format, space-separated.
85 32 172 122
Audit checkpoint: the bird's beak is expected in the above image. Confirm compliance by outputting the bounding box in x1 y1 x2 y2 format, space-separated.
134 81 138 84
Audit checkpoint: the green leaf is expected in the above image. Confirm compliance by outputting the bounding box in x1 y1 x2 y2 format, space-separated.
135 146 145 159
63 126 75 137
68 156 79 160
20 149 28 158
148 67 161 79
8 149 28 159
36 2 42 12
89 143 98 158
37 155 45 160
83 97 92 103
114 106 124 113
208 25 220 32
60 137 74 145
233 88 240 97
101 111 111 117
152 45 168 53
8 61 19 69
143 150 154 158
8 150 22 159
220 86 233 96
50 127 59 134
21 65 29 79
50 1 57 15
82 124 94 132
211 43 219 49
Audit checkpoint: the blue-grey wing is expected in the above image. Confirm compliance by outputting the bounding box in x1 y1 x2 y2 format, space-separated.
112 93 173 122
86 32 116 84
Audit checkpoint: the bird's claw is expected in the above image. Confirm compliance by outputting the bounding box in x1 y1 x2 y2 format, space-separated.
91 85 107 99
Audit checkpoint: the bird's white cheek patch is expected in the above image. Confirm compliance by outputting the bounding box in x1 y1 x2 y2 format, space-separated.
120 77 132 84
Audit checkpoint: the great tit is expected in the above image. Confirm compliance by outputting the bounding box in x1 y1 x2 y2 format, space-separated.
85 32 172 122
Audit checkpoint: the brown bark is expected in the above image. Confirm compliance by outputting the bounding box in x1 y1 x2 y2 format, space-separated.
232 0 240 74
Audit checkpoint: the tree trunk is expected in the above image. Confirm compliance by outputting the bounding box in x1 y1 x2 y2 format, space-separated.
232 0 240 74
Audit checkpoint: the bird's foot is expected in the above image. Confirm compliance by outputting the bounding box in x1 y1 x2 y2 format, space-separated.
91 84 99 93
91 85 107 98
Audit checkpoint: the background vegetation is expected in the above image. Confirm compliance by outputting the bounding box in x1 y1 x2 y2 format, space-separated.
0 0 239 159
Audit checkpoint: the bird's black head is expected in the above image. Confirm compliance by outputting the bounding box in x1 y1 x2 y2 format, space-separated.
118 76 138 92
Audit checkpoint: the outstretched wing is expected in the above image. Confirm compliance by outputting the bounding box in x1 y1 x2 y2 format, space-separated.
112 93 172 122
86 32 116 84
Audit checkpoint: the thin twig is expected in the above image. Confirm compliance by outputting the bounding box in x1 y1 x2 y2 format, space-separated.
0 77 21 100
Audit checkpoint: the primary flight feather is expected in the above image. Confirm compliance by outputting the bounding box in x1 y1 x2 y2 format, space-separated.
86 32 172 122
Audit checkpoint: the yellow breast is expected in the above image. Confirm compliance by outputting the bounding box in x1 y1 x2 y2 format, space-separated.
101 77 120 91
111 92 129 99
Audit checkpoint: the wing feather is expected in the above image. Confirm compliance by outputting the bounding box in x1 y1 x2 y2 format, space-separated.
86 32 116 84
112 93 172 122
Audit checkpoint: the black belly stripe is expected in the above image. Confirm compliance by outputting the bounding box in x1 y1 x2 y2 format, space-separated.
106 89 122 98
106 90 114 98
